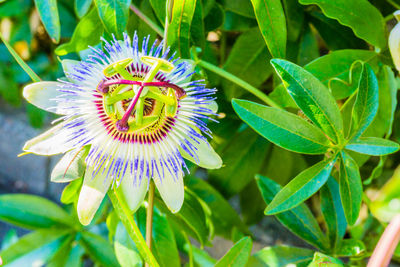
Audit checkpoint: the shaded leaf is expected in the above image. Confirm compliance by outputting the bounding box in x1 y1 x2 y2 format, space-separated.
75 0 93 18
247 246 314 267
345 137 400 156
80 231 120 267
94 0 131 39
34 0 60 43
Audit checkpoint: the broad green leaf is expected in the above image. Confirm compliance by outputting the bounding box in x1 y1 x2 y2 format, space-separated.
34 0 60 43
320 177 347 250
247 246 314 267
63 243 85 267
250 0 286 58
204 3 224 32
167 0 196 58
222 27 273 99
305 50 385 99
209 128 270 196
271 59 343 143
232 99 331 154
80 231 120 267
214 237 252 267
221 0 255 18
135 208 180 267
51 147 89 183
299 0 385 48
308 252 343 267
149 0 165 25
55 8 103 56
265 158 336 215
114 223 143 267
345 137 400 156
94 0 130 39
336 239 366 257
309 11 366 50
240 179 266 225
0 229 70 266
187 177 248 238
190 0 206 49
339 151 362 225
223 11 257 32
256 175 328 250
350 63 378 139
0 194 75 229
190 245 216 267
75 0 92 18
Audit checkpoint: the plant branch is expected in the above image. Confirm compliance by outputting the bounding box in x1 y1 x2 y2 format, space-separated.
108 188 160 267
145 181 155 263
197 60 282 108
130 4 164 36
367 214 400 267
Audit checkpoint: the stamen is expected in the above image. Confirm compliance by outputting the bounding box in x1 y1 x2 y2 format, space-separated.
98 79 186 99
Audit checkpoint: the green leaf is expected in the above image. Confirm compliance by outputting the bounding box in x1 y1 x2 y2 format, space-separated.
297 24 319 66
350 63 379 139
308 252 343 267
136 208 180 267
1 230 18 251
309 11 366 50
51 147 89 183
271 58 343 143
94 0 130 39
187 177 248 238
345 137 400 156
0 229 70 266
247 246 314 267
47 235 75 267
80 231 120 267
204 3 224 32
167 0 196 58
209 128 270 196
339 151 362 225
0 194 75 229
61 178 83 204
114 223 143 267
189 245 216 267
75 0 93 18
232 99 331 154
214 237 252 267
305 50 384 99
265 158 336 215
320 177 347 250
336 239 366 257
256 175 328 250
190 0 205 49
55 8 103 56
298 0 385 48
250 0 286 58
222 27 273 99
221 0 255 18
33 0 60 43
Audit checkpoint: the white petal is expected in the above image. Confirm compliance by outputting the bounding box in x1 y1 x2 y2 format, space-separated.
180 136 222 169
51 147 89 183
23 120 76 156
61 59 80 74
116 173 148 212
23 81 66 115
77 165 113 225
153 170 184 213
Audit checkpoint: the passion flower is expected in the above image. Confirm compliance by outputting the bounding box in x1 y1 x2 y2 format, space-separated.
22 33 222 225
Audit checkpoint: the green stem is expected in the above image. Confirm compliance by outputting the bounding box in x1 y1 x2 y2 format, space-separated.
130 4 164 36
387 0 400 10
197 60 282 108
108 188 160 267
145 182 155 267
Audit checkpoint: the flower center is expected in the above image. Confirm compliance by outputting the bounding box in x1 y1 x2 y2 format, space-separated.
97 57 186 133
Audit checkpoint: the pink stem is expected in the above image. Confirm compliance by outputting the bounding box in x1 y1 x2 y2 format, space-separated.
367 214 400 267
98 79 186 98
116 86 144 132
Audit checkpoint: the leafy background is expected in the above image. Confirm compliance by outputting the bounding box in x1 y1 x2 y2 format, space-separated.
1 0 400 266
